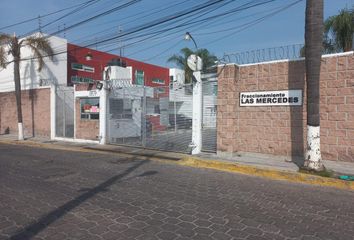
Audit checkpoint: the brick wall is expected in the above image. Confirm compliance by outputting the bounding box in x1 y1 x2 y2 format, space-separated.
0 88 51 137
217 52 354 162
75 99 99 140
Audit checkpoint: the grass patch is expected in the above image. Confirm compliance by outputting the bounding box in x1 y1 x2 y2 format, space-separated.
299 168 335 178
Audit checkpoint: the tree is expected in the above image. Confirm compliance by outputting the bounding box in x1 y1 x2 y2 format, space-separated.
304 0 325 171
167 47 217 83
300 6 353 57
324 6 354 52
0 33 54 140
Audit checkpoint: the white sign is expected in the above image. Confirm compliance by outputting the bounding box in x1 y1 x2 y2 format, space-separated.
187 54 203 72
240 90 302 106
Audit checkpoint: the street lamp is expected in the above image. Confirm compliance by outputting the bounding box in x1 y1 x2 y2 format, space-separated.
184 31 203 155
185 32 198 50
85 52 93 61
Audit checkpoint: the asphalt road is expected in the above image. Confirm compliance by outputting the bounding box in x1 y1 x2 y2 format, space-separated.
0 143 353 240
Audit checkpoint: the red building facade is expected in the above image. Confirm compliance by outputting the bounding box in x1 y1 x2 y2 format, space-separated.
67 43 170 90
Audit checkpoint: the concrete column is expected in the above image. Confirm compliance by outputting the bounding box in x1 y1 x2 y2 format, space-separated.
99 68 109 145
191 71 202 155
99 84 107 144
50 84 56 140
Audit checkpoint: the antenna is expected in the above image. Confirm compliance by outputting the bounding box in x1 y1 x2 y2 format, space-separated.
38 15 42 33
118 25 124 57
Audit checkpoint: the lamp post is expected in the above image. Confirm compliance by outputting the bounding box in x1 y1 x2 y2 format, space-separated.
185 32 203 155
185 32 198 50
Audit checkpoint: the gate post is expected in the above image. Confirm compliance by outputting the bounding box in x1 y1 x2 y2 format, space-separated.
142 86 147 147
50 83 56 140
191 71 202 155
99 68 109 145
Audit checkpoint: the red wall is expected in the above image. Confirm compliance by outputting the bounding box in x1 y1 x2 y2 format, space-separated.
67 43 170 89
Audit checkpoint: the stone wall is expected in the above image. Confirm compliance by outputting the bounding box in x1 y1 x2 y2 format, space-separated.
217 52 354 162
0 88 51 137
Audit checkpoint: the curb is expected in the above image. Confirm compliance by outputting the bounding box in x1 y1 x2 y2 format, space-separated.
179 157 354 191
0 139 184 164
1 139 353 191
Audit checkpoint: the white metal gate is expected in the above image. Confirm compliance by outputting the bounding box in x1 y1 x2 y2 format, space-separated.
107 80 193 153
55 86 74 138
202 73 217 153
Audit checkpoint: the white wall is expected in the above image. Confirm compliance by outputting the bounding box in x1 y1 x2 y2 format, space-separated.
169 68 185 88
109 66 133 82
168 71 218 128
0 33 68 93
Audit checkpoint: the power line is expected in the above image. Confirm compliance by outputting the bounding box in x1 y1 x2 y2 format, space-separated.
50 0 231 54
6 0 226 65
103 0 273 55
68 0 193 47
203 0 304 47
47 0 141 37
4 0 281 66
41 0 102 29
92 0 235 51
0 0 100 32
142 40 184 62
22 0 114 37
124 0 298 63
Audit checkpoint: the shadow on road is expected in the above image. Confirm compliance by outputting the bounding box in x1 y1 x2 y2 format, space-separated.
10 159 150 240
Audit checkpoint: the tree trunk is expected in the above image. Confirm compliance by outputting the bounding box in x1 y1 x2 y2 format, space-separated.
12 37 24 140
304 0 324 171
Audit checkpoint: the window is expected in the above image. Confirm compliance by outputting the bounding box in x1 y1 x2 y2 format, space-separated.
213 85 218 96
71 63 95 73
135 70 144 85
80 98 99 120
109 99 133 119
152 78 165 85
71 76 94 84
156 87 166 94
154 105 160 114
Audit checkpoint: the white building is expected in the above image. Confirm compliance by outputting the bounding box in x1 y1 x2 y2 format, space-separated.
0 33 68 93
169 68 217 128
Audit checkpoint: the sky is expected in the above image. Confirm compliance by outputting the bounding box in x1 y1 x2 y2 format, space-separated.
0 0 352 67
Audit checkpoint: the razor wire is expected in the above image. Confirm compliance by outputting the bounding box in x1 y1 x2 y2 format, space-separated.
222 44 304 65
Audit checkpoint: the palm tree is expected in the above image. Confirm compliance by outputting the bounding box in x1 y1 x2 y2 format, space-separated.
0 33 54 140
299 6 353 57
324 6 354 52
168 47 217 83
304 0 325 171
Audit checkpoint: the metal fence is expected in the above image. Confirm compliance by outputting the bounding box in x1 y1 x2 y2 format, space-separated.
55 86 74 138
107 80 194 153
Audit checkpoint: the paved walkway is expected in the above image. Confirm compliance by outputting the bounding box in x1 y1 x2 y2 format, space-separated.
1 134 354 176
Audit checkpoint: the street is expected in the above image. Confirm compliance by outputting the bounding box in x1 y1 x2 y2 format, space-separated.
0 143 353 240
